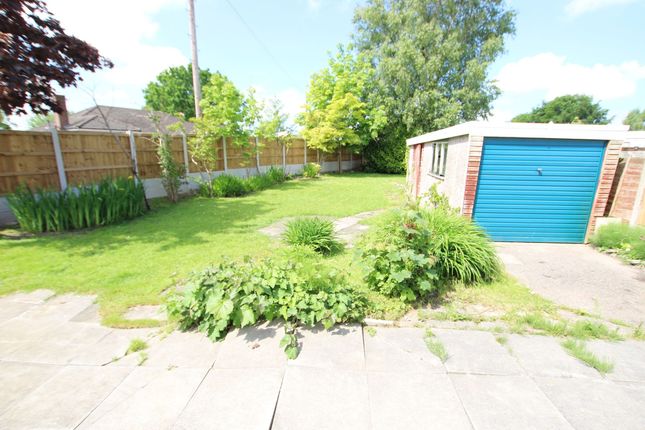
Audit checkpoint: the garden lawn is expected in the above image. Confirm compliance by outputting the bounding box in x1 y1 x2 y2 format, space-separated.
0 173 405 327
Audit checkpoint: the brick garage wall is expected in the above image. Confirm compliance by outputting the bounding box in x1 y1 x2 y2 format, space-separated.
609 156 645 221
462 135 483 218
586 140 623 239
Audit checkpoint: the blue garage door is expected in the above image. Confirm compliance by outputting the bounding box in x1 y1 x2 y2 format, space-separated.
473 138 605 243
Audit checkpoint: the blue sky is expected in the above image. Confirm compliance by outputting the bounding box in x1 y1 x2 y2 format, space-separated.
9 0 645 128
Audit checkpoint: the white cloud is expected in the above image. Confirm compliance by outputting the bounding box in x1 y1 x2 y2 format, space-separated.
495 52 645 102
565 0 637 16
251 85 305 127
8 0 188 128
307 0 321 10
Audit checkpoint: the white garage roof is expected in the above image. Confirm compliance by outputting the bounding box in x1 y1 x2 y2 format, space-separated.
406 121 630 146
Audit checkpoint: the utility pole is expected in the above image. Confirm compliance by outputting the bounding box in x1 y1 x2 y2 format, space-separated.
187 0 202 118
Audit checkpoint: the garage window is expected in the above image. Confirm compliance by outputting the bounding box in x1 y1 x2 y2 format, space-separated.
430 142 448 178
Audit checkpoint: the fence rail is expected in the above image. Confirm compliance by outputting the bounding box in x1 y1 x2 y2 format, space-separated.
0 130 361 196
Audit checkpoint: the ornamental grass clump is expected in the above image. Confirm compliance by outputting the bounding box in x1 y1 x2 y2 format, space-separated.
211 174 248 197
590 223 645 261
8 177 146 233
358 205 501 302
283 217 342 255
167 258 367 358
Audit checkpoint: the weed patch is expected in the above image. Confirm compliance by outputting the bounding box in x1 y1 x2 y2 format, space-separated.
562 339 614 374
424 329 448 362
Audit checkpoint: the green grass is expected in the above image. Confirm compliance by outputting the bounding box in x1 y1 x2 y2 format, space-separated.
126 338 148 354
0 173 405 327
590 223 645 260
424 329 448 362
561 339 614 374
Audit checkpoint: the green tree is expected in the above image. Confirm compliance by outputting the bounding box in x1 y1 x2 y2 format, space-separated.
0 112 10 130
257 98 295 170
299 47 385 173
28 113 54 129
512 95 611 124
623 108 645 130
353 0 515 173
144 64 212 120
189 73 255 195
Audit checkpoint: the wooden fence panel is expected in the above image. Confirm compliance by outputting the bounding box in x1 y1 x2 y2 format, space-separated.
259 139 283 166
134 134 184 179
287 139 306 164
225 137 256 169
60 132 132 186
0 131 60 193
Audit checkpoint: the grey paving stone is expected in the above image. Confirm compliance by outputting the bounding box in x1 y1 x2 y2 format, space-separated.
18 294 95 322
174 368 283 430
4 340 90 365
143 330 220 369
123 304 166 321
71 328 158 366
507 334 600 378
535 376 645 430
0 289 55 304
0 366 131 430
78 367 206 430
0 341 25 359
586 340 645 382
0 318 64 342
0 301 33 323
363 327 444 373
70 303 101 323
213 322 286 369
368 371 472 430
434 329 523 375
0 362 61 411
289 324 364 370
451 374 573 430
272 366 370 430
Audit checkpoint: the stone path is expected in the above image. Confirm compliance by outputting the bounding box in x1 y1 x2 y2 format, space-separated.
1 290 645 429
259 210 382 247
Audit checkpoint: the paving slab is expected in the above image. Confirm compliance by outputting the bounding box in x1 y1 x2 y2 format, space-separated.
535 376 645 430
368 371 471 430
0 341 25 359
174 368 283 430
289 324 364 370
78 367 206 430
451 374 573 430
213 322 286 369
143 330 220 369
0 301 33 323
4 340 90 365
18 294 95 322
586 340 645 382
0 366 131 430
434 329 523 375
0 318 64 342
272 366 370 430
0 289 55 304
71 328 158 366
363 327 444 373
0 362 60 411
506 334 600 378
70 303 101 323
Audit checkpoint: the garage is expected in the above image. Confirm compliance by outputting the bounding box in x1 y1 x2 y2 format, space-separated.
406 122 627 243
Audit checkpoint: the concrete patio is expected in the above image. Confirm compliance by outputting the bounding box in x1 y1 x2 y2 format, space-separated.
1 290 644 429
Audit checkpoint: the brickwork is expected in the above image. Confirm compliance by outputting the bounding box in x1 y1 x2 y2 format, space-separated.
462 136 483 218
609 157 645 221
586 140 623 239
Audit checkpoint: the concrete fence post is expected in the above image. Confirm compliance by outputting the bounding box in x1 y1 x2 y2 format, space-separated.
49 124 67 190
222 137 228 172
255 136 261 171
181 133 190 173
303 140 307 164
282 143 286 170
128 130 140 178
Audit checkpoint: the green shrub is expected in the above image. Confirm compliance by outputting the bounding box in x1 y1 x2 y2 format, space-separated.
590 223 645 260
167 258 367 358
283 217 342 255
303 162 321 178
211 175 248 197
420 209 501 284
358 206 500 302
243 173 275 192
8 177 147 233
266 166 288 183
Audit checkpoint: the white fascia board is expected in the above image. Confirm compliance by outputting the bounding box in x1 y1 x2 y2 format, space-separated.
406 121 630 146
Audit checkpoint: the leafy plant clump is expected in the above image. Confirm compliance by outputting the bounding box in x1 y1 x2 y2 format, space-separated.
590 223 645 261
8 177 147 233
167 258 367 358
303 162 321 178
283 217 342 255
265 166 288 183
211 174 248 197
